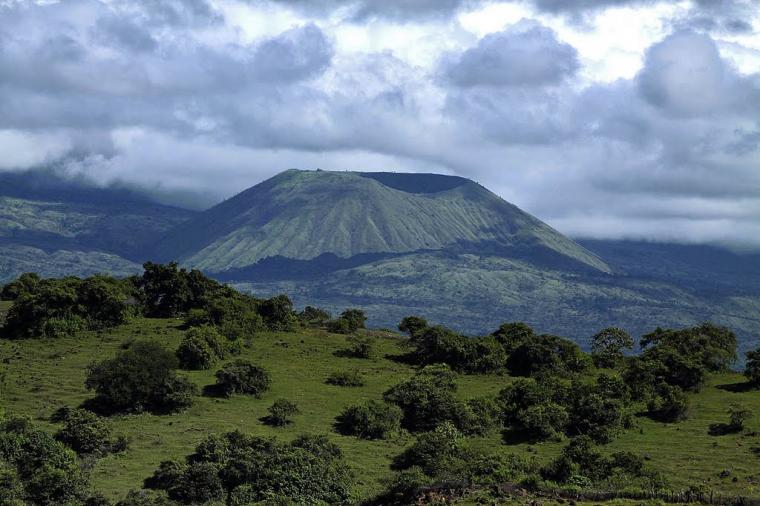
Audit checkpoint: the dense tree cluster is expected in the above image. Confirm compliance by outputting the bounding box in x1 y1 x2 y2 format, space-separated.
623 323 736 421
0 416 92 505
85 341 197 414
145 431 353 504
327 308 367 334
399 319 588 376
175 325 238 370
1 275 132 339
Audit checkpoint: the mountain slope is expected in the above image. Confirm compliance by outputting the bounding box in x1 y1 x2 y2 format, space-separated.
154 169 610 273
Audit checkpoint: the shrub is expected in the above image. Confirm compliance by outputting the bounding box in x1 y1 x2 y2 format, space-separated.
647 384 690 422
393 422 464 476
144 460 186 490
54 409 113 454
335 400 402 439
384 365 470 432
85 341 197 414
507 334 589 377
176 334 215 370
709 404 751 435
326 370 365 387
215 360 271 397
299 306 331 326
411 325 507 374
328 308 366 333
746 348 760 388
149 431 353 504
176 325 228 370
491 321 535 352
398 316 428 339
0 272 40 301
377 467 431 505
498 379 569 442
116 490 171 506
258 294 295 331
265 399 300 427
343 335 375 358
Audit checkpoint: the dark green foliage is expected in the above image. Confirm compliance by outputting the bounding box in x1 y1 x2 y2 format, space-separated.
214 360 271 397
299 306 331 326
376 467 431 506
565 382 625 444
647 383 690 422
398 316 428 339
203 293 264 339
507 333 590 377
746 348 760 388
264 399 300 427
335 400 402 439
464 396 502 436
0 462 24 505
144 460 186 490
411 325 508 374
326 370 365 387
85 341 197 414
328 308 366 333
393 422 464 476
176 326 228 370
169 462 225 504
498 379 568 442
258 294 295 331
591 327 634 368
641 323 737 372
491 321 535 353
2 275 129 339
54 409 114 455
148 431 353 504
140 262 206 318
0 273 39 301
542 436 665 490
384 365 473 432
0 417 89 505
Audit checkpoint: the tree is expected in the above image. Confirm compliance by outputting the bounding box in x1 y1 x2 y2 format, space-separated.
393 422 464 476
258 294 295 331
398 316 428 339
299 306 331 326
328 308 366 333
176 326 228 370
591 327 634 368
54 409 114 454
0 272 40 301
507 334 589 377
85 341 197 414
139 262 193 317
746 348 760 388
264 399 300 427
491 322 535 353
640 323 737 372
214 360 271 397
647 383 690 422
335 400 402 439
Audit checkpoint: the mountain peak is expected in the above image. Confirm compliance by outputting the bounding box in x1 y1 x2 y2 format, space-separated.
154 169 610 274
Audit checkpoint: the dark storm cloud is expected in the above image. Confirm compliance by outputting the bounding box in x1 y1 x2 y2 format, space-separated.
443 22 579 87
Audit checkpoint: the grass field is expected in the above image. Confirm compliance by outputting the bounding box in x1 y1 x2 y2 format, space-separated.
0 313 759 503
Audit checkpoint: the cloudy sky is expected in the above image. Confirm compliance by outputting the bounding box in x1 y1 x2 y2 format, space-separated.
1 0 760 246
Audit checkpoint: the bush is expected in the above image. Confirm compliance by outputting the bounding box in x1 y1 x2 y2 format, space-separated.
328 308 366 334
150 431 353 504
647 384 690 422
498 379 569 442
746 348 760 388
339 335 375 359
144 460 186 490
326 370 365 387
299 306 331 326
54 409 113 454
393 422 464 476
384 365 471 432
264 399 300 427
709 404 751 435
176 326 228 370
0 273 40 301
376 467 431 505
116 490 171 506
507 334 589 377
258 294 295 331
335 400 402 439
214 360 271 397
411 325 507 374
85 341 197 414
398 316 428 339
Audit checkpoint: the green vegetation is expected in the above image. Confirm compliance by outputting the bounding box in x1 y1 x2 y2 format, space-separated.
1 267 759 505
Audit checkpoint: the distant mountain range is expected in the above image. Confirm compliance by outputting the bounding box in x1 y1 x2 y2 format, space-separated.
2 169 759 354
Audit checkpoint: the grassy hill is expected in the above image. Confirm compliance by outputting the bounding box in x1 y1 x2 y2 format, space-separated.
1 311 758 503
153 169 610 273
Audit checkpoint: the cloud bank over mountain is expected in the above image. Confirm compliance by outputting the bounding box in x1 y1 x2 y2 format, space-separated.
0 0 759 245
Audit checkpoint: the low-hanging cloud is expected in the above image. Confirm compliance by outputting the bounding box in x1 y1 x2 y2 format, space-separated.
0 0 759 248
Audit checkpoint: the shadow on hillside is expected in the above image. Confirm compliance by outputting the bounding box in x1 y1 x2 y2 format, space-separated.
201 384 228 398
751 447 760 458
501 428 542 446
716 381 754 393
384 352 418 365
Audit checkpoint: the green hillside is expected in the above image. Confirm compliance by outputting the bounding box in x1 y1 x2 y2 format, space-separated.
1 311 759 504
154 170 610 273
